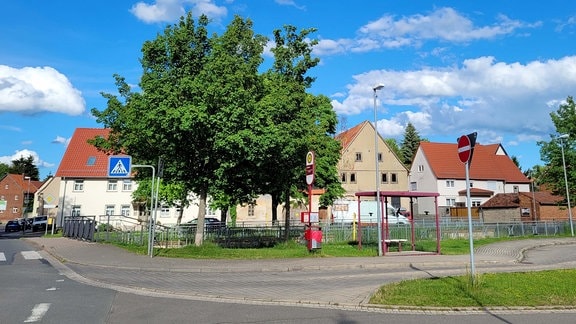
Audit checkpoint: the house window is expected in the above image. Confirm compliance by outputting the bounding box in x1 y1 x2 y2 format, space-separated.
73 180 84 191
341 173 347 183
350 173 357 183
410 182 417 191
446 198 456 206
472 200 481 207
378 152 382 162
355 152 362 161
391 173 398 184
417 165 424 172
248 204 255 217
122 180 132 191
12 207 18 214
381 173 388 183
446 180 455 188
107 180 118 191
513 185 519 193
14 195 19 201
121 205 130 217
72 205 81 216
160 206 170 218
4 184 8 189
105 205 115 216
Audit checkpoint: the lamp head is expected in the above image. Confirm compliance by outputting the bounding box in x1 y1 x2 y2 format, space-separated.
373 84 385 91
558 134 569 139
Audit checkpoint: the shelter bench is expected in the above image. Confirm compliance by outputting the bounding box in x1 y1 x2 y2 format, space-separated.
384 239 408 252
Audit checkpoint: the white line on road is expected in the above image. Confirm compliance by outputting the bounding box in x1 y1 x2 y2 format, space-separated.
21 251 43 260
0 252 5 261
24 303 50 323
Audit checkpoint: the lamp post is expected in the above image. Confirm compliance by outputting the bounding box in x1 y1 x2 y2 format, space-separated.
558 134 574 236
373 84 385 256
23 176 31 234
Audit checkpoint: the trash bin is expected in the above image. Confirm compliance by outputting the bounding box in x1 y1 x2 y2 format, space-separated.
304 225 322 251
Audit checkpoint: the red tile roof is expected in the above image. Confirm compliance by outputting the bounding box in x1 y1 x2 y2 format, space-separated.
2 173 42 193
335 121 368 150
458 187 494 197
55 128 121 178
419 142 530 183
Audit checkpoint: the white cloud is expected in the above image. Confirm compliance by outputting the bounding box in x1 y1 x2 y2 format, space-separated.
0 65 85 115
332 55 576 139
313 7 538 56
0 149 53 169
131 0 227 24
51 136 69 145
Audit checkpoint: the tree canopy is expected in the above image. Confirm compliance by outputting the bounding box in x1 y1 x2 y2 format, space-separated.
399 122 423 167
537 96 576 203
91 12 343 245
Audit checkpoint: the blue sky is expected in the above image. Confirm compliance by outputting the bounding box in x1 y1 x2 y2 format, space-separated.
2 1 576 179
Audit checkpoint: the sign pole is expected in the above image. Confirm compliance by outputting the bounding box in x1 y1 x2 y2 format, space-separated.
457 133 477 283
305 151 315 251
465 160 476 280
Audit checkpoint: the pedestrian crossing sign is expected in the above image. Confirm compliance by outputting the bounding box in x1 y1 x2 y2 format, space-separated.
108 156 131 178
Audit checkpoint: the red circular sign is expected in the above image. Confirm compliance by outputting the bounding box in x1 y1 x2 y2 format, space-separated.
457 135 471 163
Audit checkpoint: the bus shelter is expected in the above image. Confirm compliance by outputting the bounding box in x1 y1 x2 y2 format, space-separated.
354 191 440 255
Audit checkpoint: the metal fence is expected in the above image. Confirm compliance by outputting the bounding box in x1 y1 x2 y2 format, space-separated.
76 215 572 248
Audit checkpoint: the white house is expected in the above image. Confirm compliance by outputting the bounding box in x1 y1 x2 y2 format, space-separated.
409 141 531 217
49 128 218 230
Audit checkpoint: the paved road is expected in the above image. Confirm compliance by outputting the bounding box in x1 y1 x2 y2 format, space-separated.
25 237 576 314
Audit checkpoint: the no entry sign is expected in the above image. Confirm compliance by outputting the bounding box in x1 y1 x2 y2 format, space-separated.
457 135 472 163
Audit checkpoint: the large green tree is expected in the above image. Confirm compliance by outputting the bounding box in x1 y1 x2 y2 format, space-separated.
537 96 576 203
255 25 344 231
92 13 267 245
91 14 343 245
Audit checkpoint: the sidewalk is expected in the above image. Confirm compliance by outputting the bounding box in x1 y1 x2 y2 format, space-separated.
25 236 556 273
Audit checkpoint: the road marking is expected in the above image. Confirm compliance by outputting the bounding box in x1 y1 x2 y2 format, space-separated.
24 303 50 323
0 252 5 261
21 251 42 260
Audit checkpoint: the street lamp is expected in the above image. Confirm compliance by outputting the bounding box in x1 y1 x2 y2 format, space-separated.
373 84 385 256
558 134 574 236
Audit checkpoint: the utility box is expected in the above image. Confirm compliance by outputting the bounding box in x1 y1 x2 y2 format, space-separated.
304 225 322 251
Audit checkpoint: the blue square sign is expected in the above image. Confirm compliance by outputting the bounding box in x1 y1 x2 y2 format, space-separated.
108 156 131 178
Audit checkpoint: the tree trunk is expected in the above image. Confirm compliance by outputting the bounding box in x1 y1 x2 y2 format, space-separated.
194 189 208 246
271 194 279 225
283 188 291 241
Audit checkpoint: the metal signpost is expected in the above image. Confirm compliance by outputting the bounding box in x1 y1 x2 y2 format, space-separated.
305 151 318 251
457 132 477 279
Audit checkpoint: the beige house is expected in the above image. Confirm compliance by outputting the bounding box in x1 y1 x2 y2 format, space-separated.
334 121 410 209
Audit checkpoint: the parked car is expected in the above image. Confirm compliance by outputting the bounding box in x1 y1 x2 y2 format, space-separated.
32 216 48 232
184 217 226 233
4 219 22 232
385 214 410 225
